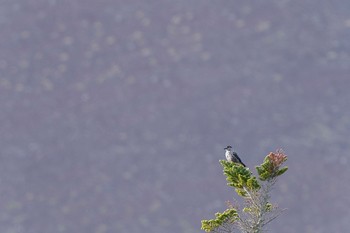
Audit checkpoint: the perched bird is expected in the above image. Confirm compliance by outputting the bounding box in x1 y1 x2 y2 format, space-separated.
224 145 246 167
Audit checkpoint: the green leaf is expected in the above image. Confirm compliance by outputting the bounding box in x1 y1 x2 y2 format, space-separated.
276 166 288 176
201 208 238 232
247 177 261 190
236 188 247 197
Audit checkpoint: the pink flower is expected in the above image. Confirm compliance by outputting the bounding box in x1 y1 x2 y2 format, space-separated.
267 149 287 169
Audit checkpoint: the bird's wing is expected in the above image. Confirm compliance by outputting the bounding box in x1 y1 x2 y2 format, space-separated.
233 152 246 167
232 152 242 162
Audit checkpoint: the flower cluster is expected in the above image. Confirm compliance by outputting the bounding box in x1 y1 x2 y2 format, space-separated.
267 149 287 169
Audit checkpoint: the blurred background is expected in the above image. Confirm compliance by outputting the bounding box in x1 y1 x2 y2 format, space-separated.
0 0 349 233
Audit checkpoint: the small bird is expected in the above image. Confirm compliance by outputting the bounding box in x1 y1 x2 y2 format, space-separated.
224 145 246 167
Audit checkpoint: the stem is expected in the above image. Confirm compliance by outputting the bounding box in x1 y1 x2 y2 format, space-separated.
243 179 276 233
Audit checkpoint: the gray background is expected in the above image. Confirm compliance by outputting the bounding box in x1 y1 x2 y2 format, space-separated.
1 0 350 233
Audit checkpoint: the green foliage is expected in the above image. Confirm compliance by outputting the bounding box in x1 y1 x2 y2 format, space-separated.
201 208 238 232
220 160 260 196
255 157 273 181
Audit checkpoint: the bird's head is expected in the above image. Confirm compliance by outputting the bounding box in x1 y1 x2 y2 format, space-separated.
224 145 232 151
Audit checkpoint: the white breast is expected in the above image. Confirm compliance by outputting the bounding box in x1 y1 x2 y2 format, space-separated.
225 151 232 161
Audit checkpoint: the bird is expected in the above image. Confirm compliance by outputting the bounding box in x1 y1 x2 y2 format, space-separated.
224 145 246 167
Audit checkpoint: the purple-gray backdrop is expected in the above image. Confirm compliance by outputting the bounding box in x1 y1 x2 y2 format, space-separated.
1 1 349 233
